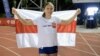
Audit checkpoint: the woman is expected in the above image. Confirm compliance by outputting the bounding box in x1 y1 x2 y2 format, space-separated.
12 2 81 56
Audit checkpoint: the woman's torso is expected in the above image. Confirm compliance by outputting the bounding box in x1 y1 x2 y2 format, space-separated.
33 16 61 47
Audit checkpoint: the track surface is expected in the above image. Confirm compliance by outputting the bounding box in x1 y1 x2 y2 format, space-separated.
0 26 100 56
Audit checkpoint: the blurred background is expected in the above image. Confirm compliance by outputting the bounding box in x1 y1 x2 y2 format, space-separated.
0 0 100 29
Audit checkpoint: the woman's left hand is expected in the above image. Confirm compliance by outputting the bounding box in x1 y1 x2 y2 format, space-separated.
76 8 81 15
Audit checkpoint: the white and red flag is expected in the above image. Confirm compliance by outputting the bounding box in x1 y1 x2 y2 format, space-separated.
15 9 77 48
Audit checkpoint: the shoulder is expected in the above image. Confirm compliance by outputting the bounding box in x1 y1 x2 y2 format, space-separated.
51 16 59 20
52 16 58 19
52 16 60 21
52 16 62 24
34 16 43 21
32 16 43 25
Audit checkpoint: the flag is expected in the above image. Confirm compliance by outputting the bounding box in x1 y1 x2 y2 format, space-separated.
15 9 77 48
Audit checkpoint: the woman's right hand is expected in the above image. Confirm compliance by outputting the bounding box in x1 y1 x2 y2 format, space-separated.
12 7 17 15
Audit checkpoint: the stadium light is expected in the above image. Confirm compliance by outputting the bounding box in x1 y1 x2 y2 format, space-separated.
86 7 98 16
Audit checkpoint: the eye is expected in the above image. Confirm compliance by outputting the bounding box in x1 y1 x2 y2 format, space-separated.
50 8 53 10
48 8 53 10
47 8 49 10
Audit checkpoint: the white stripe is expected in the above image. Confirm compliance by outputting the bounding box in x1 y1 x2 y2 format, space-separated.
16 9 77 21
57 33 76 46
16 33 76 48
16 33 38 48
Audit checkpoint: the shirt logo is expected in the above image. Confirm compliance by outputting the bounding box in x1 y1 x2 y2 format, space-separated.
42 22 56 28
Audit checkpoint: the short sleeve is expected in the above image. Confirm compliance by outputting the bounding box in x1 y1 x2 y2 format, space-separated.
54 17 62 24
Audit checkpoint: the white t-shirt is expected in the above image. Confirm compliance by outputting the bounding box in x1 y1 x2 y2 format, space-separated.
32 16 61 47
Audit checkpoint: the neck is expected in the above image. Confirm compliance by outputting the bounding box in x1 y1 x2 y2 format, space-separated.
45 14 51 19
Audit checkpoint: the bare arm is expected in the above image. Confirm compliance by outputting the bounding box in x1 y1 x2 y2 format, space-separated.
61 8 81 24
12 7 33 25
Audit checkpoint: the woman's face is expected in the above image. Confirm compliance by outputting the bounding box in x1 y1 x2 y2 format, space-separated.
44 4 54 16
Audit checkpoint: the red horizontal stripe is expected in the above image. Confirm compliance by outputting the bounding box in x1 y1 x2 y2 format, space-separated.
15 19 76 33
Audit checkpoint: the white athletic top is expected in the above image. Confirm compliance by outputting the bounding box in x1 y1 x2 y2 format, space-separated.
32 16 61 47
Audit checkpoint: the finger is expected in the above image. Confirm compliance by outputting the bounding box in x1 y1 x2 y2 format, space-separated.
12 8 16 14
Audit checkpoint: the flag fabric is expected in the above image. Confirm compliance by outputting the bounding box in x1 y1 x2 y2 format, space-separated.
15 9 77 48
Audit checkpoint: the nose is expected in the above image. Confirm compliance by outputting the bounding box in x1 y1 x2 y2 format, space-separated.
48 8 53 12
